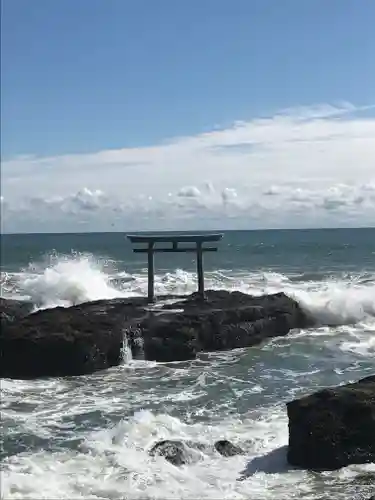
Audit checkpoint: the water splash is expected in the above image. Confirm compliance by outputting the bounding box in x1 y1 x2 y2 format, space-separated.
2 408 374 499
121 331 133 364
7 252 375 328
16 252 127 309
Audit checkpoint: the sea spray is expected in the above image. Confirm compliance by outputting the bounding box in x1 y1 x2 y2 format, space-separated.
9 252 375 327
17 252 126 309
2 229 374 499
121 330 133 364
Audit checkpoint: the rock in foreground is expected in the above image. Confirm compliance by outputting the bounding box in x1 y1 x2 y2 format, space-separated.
149 439 244 465
149 440 203 465
0 298 148 379
1 290 312 379
0 298 34 326
214 439 245 457
287 375 375 470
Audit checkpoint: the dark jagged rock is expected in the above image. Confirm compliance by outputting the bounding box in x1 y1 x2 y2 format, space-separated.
214 439 245 457
149 439 244 465
287 375 375 471
141 291 312 362
0 298 149 379
0 298 34 326
1 291 312 379
149 440 204 466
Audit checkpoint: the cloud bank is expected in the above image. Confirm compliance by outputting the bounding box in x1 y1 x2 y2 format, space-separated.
1 103 375 232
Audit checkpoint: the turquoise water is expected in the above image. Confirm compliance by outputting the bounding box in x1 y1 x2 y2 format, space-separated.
1 228 374 499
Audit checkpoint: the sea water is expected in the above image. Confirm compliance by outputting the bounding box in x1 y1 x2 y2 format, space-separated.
1 228 374 499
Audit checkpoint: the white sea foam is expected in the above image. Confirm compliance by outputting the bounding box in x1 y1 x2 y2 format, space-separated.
2 252 373 361
15 254 128 309
2 408 374 500
2 245 374 500
121 332 133 364
6 253 374 329
289 280 375 326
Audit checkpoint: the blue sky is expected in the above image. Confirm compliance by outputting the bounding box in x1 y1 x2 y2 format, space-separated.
2 0 374 157
1 0 375 232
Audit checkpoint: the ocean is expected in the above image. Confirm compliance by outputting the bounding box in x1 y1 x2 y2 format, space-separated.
1 228 374 500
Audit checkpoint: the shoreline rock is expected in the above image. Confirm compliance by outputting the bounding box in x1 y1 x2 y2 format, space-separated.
1 290 313 379
149 439 245 465
140 290 313 362
287 375 375 471
0 297 149 379
0 297 34 327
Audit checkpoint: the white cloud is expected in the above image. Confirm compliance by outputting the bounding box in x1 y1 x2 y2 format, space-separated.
177 186 202 198
1 103 375 232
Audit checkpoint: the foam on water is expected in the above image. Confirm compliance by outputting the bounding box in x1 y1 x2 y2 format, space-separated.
121 332 133 364
14 253 129 309
2 407 374 500
1 252 374 499
2 252 373 357
5 252 374 327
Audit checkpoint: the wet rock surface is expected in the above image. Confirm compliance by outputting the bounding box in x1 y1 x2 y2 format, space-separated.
287 375 375 471
214 439 245 457
1 290 313 379
0 298 149 379
149 439 245 465
0 297 34 326
141 290 313 362
148 440 203 466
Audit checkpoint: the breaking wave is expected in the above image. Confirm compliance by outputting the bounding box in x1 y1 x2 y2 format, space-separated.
1 252 374 328
1 247 374 500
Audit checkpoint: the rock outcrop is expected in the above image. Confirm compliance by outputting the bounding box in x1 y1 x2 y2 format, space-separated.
214 439 245 457
149 440 204 465
149 439 245 465
1 290 313 379
0 297 34 326
0 298 149 379
287 375 375 470
141 290 313 362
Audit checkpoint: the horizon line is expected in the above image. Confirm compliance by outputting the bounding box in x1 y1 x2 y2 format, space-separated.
1 226 374 237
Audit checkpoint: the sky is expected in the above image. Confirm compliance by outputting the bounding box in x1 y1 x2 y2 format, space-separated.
1 0 375 233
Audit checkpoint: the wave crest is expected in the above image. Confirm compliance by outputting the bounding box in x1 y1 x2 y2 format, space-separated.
17 253 126 308
3 252 374 327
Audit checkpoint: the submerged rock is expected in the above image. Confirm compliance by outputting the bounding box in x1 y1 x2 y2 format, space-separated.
214 439 245 457
1 291 313 379
149 440 203 466
149 438 244 465
287 375 375 470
